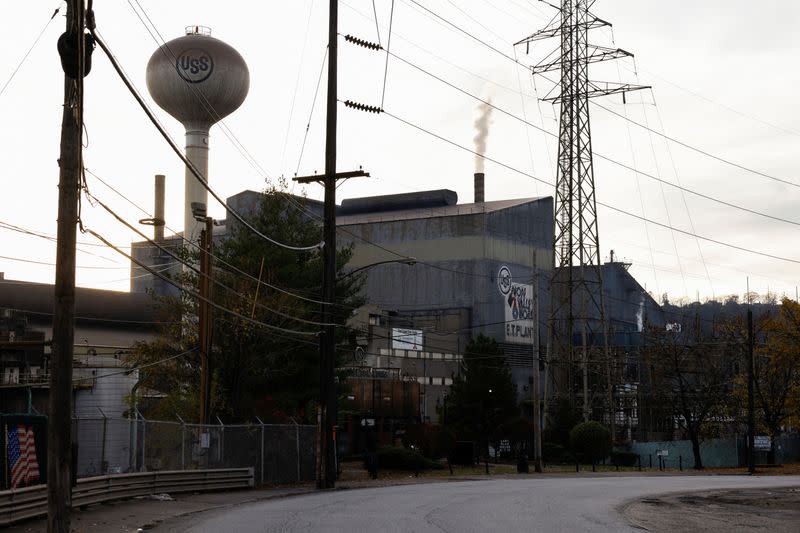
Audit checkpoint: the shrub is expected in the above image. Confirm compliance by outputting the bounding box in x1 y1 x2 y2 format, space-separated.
376 446 444 470
610 451 638 467
569 421 612 463
542 442 565 463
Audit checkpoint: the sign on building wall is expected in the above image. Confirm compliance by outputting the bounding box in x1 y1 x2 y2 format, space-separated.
498 266 534 342
392 328 423 351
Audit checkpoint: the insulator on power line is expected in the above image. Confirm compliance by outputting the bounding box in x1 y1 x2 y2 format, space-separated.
344 100 382 114
344 34 383 51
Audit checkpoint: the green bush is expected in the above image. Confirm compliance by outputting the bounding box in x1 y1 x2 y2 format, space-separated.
542 442 575 464
376 446 444 470
610 451 638 467
569 421 612 463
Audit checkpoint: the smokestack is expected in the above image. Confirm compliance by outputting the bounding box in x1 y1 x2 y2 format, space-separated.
154 174 165 242
474 172 485 203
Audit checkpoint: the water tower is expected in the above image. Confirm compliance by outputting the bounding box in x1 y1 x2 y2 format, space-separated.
146 26 249 242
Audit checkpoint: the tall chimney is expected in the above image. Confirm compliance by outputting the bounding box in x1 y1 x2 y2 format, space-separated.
474 172 485 203
154 174 165 242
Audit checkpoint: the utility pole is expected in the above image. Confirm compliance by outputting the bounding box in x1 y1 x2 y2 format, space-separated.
322 0 340 489
197 213 213 425
50 1 85 531
516 0 647 437
293 0 370 490
747 307 755 474
532 264 543 473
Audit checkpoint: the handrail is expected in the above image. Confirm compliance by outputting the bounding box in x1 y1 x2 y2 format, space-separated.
0 467 253 526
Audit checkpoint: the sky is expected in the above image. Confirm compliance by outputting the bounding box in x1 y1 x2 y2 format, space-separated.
1 0 798 301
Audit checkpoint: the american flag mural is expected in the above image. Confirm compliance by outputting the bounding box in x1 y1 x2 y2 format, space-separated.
7 424 40 489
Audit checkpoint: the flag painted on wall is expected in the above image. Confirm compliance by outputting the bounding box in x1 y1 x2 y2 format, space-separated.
7 424 40 488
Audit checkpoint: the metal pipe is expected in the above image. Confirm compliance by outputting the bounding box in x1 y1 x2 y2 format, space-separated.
154 174 165 242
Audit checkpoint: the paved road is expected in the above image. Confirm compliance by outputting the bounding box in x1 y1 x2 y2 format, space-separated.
161 475 800 532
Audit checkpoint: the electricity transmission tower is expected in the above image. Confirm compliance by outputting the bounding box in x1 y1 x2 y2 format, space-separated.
516 0 647 432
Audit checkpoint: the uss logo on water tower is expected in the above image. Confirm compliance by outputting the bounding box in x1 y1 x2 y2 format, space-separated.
176 48 214 83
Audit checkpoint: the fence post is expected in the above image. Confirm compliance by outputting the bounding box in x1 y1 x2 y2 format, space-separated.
141 415 147 471
256 417 265 486
216 416 225 466
649 454 652 469
637 455 641 472
176 414 187 470
295 421 301 483
679 455 682 471
181 425 186 469
98 408 108 474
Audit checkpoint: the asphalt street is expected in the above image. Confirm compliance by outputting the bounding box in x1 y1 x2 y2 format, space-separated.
161 475 800 532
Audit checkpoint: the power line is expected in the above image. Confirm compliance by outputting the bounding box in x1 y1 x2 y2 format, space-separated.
376 107 800 266
86 189 336 327
0 254 123 270
84 167 357 311
90 28 322 253
0 2 62 99
84 226 320 338
382 48 800 229
402 0 799 191
126 0 275 185
73 347 197 384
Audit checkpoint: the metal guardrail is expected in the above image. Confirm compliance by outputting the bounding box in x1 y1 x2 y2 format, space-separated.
0 467 254 526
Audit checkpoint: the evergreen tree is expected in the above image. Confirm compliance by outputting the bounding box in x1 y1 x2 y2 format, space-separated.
443 335 518 447
128 188 364 423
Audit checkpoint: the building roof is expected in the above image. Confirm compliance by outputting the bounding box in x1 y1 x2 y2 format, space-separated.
337 196 547 226
0 279 164 326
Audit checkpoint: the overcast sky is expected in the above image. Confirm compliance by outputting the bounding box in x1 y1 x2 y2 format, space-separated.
1 0 798 301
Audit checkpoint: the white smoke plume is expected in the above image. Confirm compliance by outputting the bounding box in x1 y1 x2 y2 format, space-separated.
473 100 493 173
636 293 645 332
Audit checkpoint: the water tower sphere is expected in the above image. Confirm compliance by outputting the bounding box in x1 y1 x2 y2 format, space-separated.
146 29 250 129
145 27 249 241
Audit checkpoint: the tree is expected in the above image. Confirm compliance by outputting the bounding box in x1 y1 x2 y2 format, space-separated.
442 335 518 458
570 421 611 463
127 188 364 423
642 323 734 469
753 299 800 443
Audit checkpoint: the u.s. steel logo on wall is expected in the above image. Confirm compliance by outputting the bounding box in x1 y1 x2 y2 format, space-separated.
176 48 214 83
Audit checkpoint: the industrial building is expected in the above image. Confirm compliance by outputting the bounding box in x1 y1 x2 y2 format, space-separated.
128 177 663 436
0 276 162 474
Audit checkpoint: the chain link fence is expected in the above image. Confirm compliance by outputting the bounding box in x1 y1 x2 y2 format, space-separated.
72 416 316 484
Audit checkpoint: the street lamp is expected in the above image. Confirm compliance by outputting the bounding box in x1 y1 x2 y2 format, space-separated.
338 257 417 281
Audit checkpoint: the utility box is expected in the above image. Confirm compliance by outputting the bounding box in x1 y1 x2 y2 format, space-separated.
0 414 47 490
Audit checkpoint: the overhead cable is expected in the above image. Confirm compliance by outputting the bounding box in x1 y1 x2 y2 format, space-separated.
90 29 323 252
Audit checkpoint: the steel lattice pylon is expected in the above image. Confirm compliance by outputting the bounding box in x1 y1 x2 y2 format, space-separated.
517 0 647 434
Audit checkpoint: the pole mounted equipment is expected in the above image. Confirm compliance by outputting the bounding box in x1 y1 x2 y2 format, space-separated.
517 0 648 437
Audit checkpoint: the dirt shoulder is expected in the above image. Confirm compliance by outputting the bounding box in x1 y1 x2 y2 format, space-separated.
622 486 800 532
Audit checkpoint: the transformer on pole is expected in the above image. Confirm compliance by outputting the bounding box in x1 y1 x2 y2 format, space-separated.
517 0 648 437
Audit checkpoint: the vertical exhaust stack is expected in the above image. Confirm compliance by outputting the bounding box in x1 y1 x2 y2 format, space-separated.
154 174 165 242
474 172 485 203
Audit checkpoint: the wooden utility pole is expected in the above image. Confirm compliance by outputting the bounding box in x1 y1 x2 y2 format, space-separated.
291 0 373 489
198 216 213 425
319 0 339 489
747 308 755 474
49 1 84 531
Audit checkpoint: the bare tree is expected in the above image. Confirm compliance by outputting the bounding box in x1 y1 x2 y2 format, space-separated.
642 322 733 469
